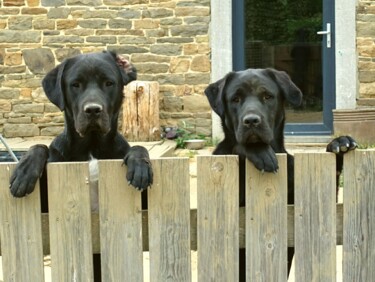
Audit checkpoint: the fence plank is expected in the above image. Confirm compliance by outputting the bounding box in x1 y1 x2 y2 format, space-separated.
197 156 239 282
47 162 93 281
246 154 288 281
98 160 143 281
343 150 375 281
294 153 336 282
0 163 44 281
148 158 191 282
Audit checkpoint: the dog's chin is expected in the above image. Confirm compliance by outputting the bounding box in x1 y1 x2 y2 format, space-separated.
76 126 110 138
236 130 273 146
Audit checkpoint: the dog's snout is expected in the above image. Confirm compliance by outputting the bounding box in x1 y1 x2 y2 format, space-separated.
84 103 103 117
243 114 261 127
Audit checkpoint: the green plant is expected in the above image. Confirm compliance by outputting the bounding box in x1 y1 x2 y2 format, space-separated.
175 121 208 149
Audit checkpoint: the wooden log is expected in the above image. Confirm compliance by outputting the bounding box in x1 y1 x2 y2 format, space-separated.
122 81 160 142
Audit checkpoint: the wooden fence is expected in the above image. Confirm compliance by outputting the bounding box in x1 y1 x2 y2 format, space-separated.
0 150 374 281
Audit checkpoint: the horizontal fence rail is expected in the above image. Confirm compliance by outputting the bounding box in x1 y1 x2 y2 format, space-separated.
0 150 373 281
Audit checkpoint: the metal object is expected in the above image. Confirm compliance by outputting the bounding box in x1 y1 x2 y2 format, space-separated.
317 23 331 48
0 134 19 162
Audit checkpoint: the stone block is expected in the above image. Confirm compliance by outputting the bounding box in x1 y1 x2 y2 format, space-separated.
41 126 64 136
0 89 20 99
150 44 182 56
8 16 33 30
182 95 211 113
47 8 71 19
13 103 44 113
191 55 210 72
22 48 55 74
170 24 208 37
3 123 39 137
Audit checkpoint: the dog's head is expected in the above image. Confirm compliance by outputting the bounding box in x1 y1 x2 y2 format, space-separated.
42 51 137 137
205 68 302 145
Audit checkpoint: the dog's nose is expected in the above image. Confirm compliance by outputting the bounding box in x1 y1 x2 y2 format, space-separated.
243 114 261 127
84 103 103 117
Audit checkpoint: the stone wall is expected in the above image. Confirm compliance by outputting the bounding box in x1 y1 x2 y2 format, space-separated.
0 0 212 139
357 1 375 104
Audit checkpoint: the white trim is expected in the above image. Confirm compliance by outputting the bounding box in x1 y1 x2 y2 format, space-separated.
210 0 232 140
335 0 357 109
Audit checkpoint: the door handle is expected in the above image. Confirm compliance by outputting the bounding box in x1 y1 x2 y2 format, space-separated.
317 23 331 48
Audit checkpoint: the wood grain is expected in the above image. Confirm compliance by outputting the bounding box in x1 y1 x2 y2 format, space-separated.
343 150 375 281
122 81 160 141
98 160 143 281
0 163 44 281
294 153 336 282
197 155 239 282
48 162 93 281
246 154 288 281
148 157 191 282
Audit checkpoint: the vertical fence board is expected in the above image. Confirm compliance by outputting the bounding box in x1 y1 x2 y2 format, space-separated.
48 162 93 281
98 160 143 281
343 150 375 281
197 156 239 282
294 153 336 282
246 154 288 281
148 158 191 282
0 163 44 281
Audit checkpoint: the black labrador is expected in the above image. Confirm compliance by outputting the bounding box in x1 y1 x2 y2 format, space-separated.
9 51 152 280
10 51 152 198
205 68 356 279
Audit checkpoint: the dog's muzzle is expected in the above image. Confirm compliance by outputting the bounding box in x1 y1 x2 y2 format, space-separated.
76 102 110 137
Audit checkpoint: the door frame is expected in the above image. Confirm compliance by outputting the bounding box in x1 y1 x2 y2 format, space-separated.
232 0 335 136
209 0 357 139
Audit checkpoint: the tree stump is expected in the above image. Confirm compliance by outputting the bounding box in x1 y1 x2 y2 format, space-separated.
122 81 160 142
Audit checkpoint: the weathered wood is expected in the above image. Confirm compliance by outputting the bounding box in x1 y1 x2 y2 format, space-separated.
246 155 288 281
98 160 143 281
21 203 344 256
343 150 375 281
47 162 93 281
0 163 44 281
197 155 239 281
148 158 191 282
294 153 336 282
122 81 160 141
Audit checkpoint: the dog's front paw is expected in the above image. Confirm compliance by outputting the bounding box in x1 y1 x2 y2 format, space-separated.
326 136 357 155
10 145 49 197
124 146 153 191
236 144 279 173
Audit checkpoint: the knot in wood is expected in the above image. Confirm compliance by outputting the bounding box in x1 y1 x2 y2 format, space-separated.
211 161 224 172
265 186 275 198
136 86 144 96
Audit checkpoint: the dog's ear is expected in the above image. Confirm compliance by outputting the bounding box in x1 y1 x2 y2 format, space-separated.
107 51 137 85
42 61 66 111
266 68 303 107
204 72 234 118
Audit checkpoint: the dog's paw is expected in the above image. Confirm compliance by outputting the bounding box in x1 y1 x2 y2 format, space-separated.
10 145 49 197
237 144 279 173
124 146 153 191
326 136 357 155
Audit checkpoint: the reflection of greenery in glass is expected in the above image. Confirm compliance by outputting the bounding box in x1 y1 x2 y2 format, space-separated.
245 0 322 44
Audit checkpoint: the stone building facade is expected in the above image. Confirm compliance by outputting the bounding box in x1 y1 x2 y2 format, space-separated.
0 0 212 139
1 0 375 141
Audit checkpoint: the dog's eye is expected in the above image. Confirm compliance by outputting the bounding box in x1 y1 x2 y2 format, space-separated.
232 96 241 103
264 94 273 100
105 81 114 87
72 82 80 88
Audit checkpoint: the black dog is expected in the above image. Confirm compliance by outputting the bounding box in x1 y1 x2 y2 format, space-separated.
10 51 152 200
9 51 153 280
205 68 356 279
